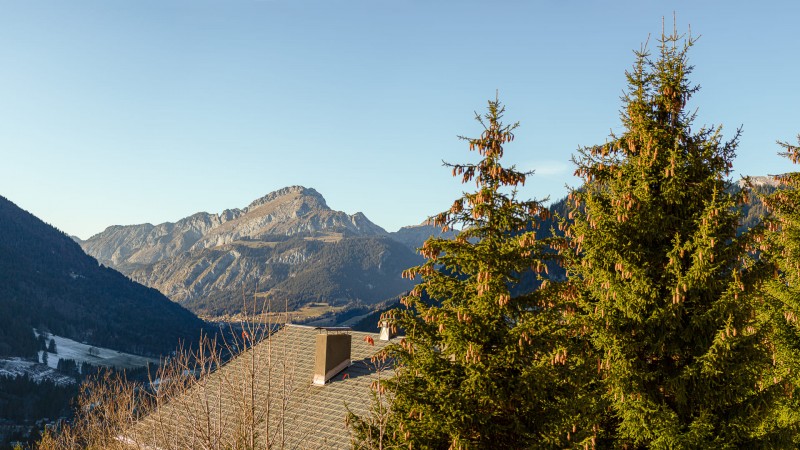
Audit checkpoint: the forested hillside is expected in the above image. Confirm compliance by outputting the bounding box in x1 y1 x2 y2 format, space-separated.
165 235 422 317
0 196 205 357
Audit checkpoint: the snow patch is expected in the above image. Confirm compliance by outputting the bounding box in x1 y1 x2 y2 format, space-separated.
0 358 75 386
34 329 160 371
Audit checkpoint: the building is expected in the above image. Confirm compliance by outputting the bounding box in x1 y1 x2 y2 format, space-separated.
125 324 397 449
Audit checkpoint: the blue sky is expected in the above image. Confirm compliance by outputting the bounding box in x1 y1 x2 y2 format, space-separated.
0 1 797 239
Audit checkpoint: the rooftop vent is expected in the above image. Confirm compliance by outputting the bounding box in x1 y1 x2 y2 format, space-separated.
313 327 352 385
379 321 396 341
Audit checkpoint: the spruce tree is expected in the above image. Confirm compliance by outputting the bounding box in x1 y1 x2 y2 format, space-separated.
759 136 800 439
370 98 590 449
566 30 789 447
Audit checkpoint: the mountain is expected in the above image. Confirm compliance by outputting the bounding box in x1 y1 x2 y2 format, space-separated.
171 236 423 316
738 180 778 233
0 195 204 358
389 222 459 250
81 186 421 318
81 187 386 272
738 175 782 190
78 177 774 322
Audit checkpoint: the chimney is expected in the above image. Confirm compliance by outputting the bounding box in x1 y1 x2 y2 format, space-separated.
313 327 352 385
379 321 395 341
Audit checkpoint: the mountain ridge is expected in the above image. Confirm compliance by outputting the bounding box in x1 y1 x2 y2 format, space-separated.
0 195 204 358
80 186 429 317
81 186 389 272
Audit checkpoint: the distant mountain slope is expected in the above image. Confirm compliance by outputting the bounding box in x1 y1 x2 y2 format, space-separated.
80 211 230 273
81 187 419 318
737 178 779 233
0 195 204 358
389 222 458 250
267 237 421 306
168 236 422 317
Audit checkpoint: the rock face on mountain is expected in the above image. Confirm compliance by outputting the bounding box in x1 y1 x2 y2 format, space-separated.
191 187 386 250
737 175 782 189
0 195 204 358
81 187 420 318
80 212 228 273
82 187 387 274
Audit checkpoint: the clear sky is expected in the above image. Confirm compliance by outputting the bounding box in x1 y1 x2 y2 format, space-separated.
1 1 797 239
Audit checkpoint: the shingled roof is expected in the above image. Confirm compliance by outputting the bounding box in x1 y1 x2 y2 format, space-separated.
124 324 397 449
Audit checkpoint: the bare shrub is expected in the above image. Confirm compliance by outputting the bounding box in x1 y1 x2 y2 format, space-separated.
346 337 398 450
38 370 141 450
38 297 303 450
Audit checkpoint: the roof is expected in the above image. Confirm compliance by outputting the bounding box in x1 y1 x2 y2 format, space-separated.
125 324 397 449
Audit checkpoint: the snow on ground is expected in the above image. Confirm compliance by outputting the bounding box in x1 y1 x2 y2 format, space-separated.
0 358 74 386
0 332 162 386
34 330 160 371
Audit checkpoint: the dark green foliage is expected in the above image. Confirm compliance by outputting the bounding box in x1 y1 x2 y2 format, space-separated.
37 334 47 352
734 182 776 234
0 376 77 422
0 195 205 357
56 359 79 377
759 136 800 435
47 339 56 354
0 322 37 359
360 99 590 448
566 31 791 447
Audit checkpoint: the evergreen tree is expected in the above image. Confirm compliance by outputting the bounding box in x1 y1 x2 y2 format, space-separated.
38 333 47 352
364 98 590 448
57 358 80 377
759 136 800 438
565 30 790 447
48 338 57 354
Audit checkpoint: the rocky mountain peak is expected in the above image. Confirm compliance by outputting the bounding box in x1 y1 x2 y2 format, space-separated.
74 188 469 318
738 175 783 189
246 186 328 211
81 186 388 274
